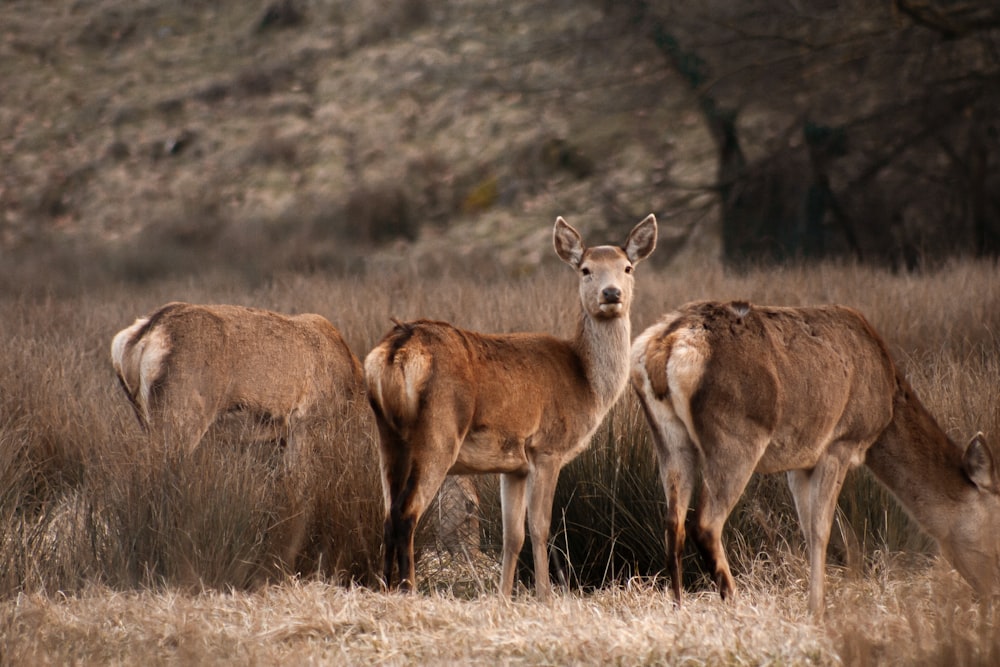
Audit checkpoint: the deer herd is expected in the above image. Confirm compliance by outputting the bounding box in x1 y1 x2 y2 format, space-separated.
110 215 1000 618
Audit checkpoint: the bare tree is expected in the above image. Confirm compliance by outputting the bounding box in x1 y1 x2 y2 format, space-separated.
609 0 1000 267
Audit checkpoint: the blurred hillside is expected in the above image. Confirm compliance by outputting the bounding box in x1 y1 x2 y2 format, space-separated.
0 0 718 290
7 0 996 292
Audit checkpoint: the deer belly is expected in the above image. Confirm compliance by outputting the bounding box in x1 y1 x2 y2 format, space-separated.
451 429 530 475
754 430 844 474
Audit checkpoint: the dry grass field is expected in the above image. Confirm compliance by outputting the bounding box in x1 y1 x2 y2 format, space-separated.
1 254 999 664
2 571 994 665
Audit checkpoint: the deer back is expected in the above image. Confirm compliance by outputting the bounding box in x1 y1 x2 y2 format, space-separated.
634 301 897 473
112 302 362 429
208 307 362 412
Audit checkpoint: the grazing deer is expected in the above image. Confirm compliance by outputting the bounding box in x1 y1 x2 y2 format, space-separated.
111 302 364 455
365 215 657 596
111 302 365 572
631 300 1000 617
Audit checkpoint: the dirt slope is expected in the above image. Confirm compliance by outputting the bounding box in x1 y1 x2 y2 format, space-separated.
0 0 717 285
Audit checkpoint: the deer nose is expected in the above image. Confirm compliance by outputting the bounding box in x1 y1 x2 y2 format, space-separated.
601 286 622 303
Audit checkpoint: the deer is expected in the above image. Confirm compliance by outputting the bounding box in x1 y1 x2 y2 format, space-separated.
364 215 657 596
630 299 1000 618
111 302 365 570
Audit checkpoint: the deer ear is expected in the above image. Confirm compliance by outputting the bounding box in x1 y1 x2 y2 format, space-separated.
625 214 657 264
963 432 996 491
553 216 585 267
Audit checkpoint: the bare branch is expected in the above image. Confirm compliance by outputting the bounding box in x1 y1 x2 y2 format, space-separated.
895 0 1000 38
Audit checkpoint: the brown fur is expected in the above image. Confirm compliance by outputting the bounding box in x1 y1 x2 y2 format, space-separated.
365 215 657 596
112 302 364 452
631 300 1000 617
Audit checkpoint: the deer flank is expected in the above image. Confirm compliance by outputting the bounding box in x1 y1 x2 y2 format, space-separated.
630 300 1000 618
365 215 657 596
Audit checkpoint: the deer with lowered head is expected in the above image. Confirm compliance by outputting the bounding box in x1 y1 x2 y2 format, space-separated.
365 215 657 596
631 300 1000 618
110 302 365 571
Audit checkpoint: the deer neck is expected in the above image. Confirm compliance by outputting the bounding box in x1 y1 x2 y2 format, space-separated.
864 382 968 540
573 309 632 411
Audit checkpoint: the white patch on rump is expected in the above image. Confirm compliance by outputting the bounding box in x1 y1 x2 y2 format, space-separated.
363 345 390 414
665 336 707 448
364 342 432 425
137 326 171 418
399 346 431 422
110 317 147 394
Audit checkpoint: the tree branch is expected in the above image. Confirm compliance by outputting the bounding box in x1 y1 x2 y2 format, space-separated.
894 0 1000 39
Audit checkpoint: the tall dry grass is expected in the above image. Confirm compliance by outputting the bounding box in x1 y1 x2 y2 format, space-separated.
0 284 385 595
0 253 998 662
1 569 997 665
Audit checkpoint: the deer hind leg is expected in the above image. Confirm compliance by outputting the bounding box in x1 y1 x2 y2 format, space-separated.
276 422 312 575
786 447 855 618
690 433 767 602
379 423 456 592
641 397 698 606
373 419 412 589
500 472 528 597
150 384 217 455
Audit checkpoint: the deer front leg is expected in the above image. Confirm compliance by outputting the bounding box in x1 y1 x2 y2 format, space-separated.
526 458 561 600
787 447 854 618
500 472 528 597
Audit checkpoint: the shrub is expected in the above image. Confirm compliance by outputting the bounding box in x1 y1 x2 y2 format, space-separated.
343 183 418 244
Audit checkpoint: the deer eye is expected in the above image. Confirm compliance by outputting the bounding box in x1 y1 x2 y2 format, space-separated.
581 267 591 276
624 265 633 274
